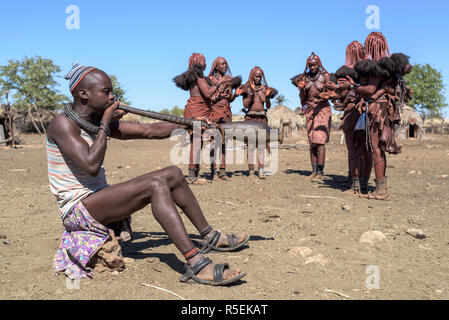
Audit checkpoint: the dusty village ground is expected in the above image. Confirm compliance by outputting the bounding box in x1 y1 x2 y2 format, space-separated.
0 127 448 300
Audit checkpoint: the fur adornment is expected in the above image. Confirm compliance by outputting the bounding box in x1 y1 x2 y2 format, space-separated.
335 65 359 83
391 53 411 74
173 64 204 91
290 74 302 87
377 57 396 78
231 76 242 89
354 59 389 79
267 87 278 99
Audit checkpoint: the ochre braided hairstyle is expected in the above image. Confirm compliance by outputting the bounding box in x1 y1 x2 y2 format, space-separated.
208 57 233 77
244 66 268 89
188 53 206 69
173 53 206 90
364 32 390 60
345 41 365 68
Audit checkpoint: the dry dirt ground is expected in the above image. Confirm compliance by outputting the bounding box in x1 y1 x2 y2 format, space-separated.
0 130 448 300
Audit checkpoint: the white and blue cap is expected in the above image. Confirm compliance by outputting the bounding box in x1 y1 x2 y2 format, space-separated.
64 62 96 92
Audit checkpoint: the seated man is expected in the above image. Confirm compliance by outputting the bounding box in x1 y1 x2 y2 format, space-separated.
47 62 249 285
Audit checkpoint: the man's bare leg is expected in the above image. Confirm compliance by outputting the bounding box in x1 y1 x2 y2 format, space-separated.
82 166 243 281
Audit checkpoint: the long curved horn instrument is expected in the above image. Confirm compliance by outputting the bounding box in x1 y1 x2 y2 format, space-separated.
118 103 282 144
118 103 216 129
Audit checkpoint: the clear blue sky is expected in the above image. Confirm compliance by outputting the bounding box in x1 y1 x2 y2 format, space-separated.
1 0 448 115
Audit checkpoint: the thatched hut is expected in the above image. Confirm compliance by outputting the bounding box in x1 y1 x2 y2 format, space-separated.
267 105 305 138
397 105 423 139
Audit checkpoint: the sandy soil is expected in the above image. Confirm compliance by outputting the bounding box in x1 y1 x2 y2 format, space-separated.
0 130 448 300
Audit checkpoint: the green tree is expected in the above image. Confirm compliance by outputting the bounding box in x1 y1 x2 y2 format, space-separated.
274 94 289 106
160 108 171 114
404 64 447 121
0 56 69 133
110 75 131 105
171 105 183 116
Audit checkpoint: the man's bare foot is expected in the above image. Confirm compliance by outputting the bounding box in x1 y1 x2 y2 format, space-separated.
118 218 134 242
342 188 360 195
218 170 231 181
248 169 256 178
190 177 211 185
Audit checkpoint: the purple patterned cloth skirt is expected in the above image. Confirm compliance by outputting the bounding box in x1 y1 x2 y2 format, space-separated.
53 202 109 280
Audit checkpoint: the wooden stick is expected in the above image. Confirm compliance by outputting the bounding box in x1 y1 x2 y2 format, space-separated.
325 289 351 299
298 194 344 201
9 113 14 148
272 223 295 239
142 283 186 300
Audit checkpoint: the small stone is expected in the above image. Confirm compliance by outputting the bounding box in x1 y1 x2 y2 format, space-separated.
406 228 426 239
435 290 443 294
408 170 416 175
3 239 11 245
305 254 329 266
359 230 386 244
124 257 135 265
111 271 119 275
289 247 313 257
342 205 351 211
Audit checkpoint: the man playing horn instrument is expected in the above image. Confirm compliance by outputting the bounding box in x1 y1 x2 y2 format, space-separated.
46 62 248 285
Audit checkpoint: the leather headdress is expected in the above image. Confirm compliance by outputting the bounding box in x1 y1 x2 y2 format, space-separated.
303 52 328 76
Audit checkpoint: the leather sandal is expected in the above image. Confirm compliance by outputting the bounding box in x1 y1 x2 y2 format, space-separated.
180 257 247 286
200 230 250 254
